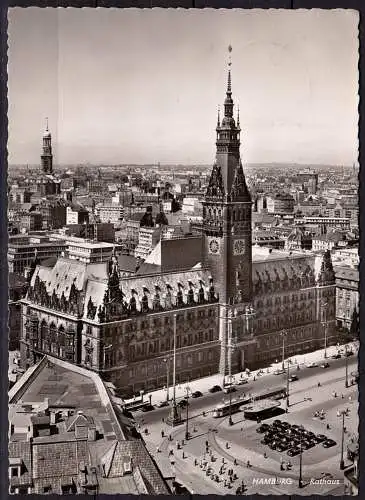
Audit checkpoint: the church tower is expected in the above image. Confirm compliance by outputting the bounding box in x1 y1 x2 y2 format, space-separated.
202 47 252 306
41 118 53 174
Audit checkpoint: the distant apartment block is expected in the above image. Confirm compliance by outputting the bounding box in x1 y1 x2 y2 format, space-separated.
98 204 124 224
8 235 66 275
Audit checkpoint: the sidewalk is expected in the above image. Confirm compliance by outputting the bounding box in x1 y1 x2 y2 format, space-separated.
121 341 358 407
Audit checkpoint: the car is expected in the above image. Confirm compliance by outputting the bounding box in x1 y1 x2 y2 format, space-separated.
261 437 272 445
277 442 289 452
291 424 300 430
237 378 248 385
256 424 271 433
306 441 316 449
280 422 291 429
11 368 18 374
287 448 301 457
306 362 318 368
141 404 154 412
223 385 237 394
274 369 286 375
320 362 330 368
156 400 169 408
323 439 337 448
272 419 283 426
345 350 354 357
331 353 341 359
269 441 279 450
289 374 299 382
178 399 188 408
209 385 222 393
301 441 311 450
191 390 203 398
316 434 327 442
307 431 316 439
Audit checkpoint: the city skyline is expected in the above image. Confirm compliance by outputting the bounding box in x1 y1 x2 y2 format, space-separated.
8 8 359 166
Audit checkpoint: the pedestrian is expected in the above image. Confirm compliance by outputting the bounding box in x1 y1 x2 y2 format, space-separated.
224 480 227 487
157 447 161 453
264 452 267 459
194 459 198 466
226 442 229 449
234 459 237 466
161 430 164 438
326 423 330 430
205 440 209 448
222 457 225 464
182 451 185 459
162 417 165 423
318 382 321 387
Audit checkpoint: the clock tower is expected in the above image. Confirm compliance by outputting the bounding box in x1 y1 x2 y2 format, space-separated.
202 47 252 306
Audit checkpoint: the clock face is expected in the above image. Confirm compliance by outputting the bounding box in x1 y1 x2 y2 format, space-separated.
233 239 246 256
208 238 220 254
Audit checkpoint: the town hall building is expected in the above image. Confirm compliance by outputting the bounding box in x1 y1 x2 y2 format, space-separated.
20 59 337 397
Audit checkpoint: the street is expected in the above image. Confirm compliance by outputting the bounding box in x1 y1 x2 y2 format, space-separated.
136 356 358 495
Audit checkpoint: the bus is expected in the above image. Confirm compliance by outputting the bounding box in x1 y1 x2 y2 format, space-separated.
212 396 250 418
244 400 282 421
212 386 286 419
251 386 287 402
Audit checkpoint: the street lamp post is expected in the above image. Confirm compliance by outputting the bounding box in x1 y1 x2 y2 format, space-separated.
298 425 304 488
280 330 287 370
185 384 191 440
227 317 235 426
345 345 349 388
340 411 346 470
163 356 171 402
321 301 328 359
167 313 181 426
286 358 290 411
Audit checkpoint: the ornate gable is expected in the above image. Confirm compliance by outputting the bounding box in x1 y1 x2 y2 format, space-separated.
205 164 225 199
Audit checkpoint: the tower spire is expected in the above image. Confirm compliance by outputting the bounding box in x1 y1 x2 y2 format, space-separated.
45 116 49 132
237 105 240 127
217 105 220 127
227 45 232 94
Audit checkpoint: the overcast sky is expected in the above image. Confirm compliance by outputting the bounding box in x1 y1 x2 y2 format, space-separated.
8 8 358 166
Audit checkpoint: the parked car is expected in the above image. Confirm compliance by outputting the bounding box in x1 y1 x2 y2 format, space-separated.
274 369 286 375
323 439 337 448
237 378 248 385
287 448 301 457
223 385 237 394
315 434 327 443
191 390 203 398
320 362 330 369
156 400 169 408
209 385 222 393
141 404 154 412
256 424 271 433
280 422 291 429
178 399 188 408
331 353 341 360
276 442 289 452
306 362 318 368
289 374 299 382
345 350 354 357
